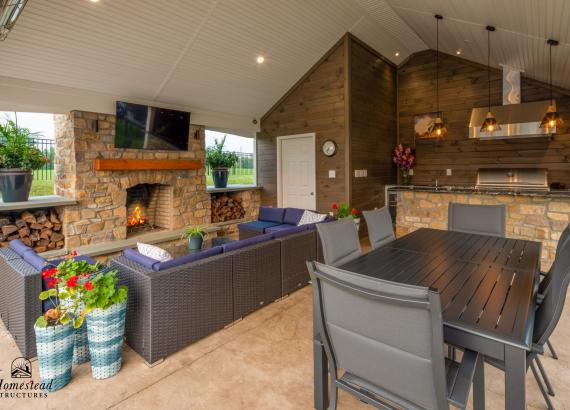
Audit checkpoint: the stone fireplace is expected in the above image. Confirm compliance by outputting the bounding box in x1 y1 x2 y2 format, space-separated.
54 110 211 248
126 183 174 236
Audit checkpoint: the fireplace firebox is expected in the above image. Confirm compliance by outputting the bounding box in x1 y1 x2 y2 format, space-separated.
126 184 173 236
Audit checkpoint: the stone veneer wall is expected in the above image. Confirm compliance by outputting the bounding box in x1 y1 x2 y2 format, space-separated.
395 191 570 271
54 110 210 248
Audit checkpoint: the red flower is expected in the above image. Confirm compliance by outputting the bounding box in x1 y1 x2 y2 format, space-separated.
332 203 338 210
85 282 93 291
66 275 78 288
70 250 78 257
47 278 57 288
42 268 57 279
81 272 88 278
351 208 359 216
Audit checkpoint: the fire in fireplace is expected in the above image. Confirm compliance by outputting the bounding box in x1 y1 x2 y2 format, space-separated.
125 183 173 236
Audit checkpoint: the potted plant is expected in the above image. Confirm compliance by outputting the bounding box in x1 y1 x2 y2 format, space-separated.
0 120 50 202
206 135 239 188
332 203 360 230
393 144 415 185
183 226 206 250
35 266 91 391
52 255 101 365
83 270 128 380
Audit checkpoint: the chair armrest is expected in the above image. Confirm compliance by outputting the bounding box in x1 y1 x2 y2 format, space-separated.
447 349 480 409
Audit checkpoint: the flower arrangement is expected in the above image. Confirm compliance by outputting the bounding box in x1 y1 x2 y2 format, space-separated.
393 144 415 185
332 202 359 219
82 270 128 311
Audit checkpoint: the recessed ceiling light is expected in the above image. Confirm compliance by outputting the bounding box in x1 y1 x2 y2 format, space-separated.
395 51 400 57
456 48 462 55
90 0 100 2
256 56 265 64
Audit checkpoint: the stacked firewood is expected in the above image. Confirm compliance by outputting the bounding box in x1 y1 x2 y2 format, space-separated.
0 210 64 252
211 195 245 222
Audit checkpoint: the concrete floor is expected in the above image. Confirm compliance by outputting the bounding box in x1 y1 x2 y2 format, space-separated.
1 277 569 409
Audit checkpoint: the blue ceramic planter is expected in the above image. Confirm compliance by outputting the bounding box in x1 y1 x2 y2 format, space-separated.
86 301 127 379
34 322 75 392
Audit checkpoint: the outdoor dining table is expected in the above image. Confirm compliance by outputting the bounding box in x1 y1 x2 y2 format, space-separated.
312 228 541 410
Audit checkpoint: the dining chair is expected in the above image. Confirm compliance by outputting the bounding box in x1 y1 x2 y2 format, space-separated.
316 218 361 267
362 207 395 250
308 261 482 410
448 203 506 237
486 231 570 410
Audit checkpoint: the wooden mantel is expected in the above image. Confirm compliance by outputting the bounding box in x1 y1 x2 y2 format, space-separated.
94 159 202 171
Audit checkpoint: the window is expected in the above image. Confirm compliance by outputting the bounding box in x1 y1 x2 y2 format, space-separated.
0 112 55 196
205 129 255 187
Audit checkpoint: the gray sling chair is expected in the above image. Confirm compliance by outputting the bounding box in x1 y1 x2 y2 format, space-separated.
307 261 483 410
362 207 396 250
486 231 570 410
316 218 361 267
448 203 506 237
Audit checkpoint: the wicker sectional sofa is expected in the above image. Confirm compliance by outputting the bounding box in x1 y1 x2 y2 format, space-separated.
111 221 325 365
0 240 96 358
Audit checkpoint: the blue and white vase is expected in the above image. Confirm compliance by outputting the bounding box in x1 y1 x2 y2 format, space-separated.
34 322 75 392
59 285 90 365
86 301 127 380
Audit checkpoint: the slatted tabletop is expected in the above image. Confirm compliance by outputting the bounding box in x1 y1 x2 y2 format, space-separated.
341 228 541 349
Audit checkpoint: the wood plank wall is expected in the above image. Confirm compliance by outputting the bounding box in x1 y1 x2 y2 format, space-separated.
258 38 348 212
257 34 398 214
350 39 397 215
398 51 570 186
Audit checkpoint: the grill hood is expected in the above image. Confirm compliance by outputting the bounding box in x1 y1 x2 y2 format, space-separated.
469 100 554 139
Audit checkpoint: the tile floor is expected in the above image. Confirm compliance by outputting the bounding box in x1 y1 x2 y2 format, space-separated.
1 261 569 409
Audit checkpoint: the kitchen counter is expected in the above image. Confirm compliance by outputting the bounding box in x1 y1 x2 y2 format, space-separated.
385 184 570 199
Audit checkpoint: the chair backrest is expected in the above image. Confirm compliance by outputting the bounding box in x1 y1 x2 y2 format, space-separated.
448 203 506 237
315 218 361 267
540 224 570 293
534 232 570 345
308 261 449 410
362 207 396 250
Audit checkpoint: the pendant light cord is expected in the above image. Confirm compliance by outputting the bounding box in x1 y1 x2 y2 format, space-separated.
487 29 491 112
436 17 439 114
550 43 553 104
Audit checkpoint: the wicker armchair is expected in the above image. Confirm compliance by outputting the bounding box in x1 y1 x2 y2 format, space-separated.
0 248 42 358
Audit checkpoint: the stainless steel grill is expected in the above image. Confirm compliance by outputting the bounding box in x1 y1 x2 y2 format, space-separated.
476 168 549 191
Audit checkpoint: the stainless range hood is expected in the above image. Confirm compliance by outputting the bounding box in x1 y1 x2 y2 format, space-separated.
469 100 554 140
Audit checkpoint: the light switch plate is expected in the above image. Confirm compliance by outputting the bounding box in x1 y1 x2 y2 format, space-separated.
329 170 336 178
409 169 414 176
446 169 452 176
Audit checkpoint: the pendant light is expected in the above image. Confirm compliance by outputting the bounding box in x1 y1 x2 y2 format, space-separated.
431 14 447 138
480 26 501 133
540 39 563 130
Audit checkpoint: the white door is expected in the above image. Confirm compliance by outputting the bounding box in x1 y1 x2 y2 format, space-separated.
277 134 316 210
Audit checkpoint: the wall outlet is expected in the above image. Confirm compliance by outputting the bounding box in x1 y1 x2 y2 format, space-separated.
446 169 452 176
328 170 336 178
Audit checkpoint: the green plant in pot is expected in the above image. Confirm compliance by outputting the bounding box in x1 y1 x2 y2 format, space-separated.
183 225 206 250
83 270 128 380
0 120 50 202
34 265 91 391
206 135 239 188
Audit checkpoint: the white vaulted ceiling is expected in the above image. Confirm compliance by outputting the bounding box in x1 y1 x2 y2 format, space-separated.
0 0 569 122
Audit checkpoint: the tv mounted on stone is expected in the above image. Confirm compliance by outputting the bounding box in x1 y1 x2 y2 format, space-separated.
115 101 190 151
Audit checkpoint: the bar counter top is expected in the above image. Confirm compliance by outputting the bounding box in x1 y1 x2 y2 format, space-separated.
386 184 570 198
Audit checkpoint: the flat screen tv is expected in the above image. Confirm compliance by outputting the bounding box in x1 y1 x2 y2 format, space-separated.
115 101 190 151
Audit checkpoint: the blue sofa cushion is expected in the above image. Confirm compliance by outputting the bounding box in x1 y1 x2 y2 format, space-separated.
271 224 308 238
23 251 47 270
265 223 299 233
283 208 305 225
258 207 285 224
9 239 33 257
222 233 274 253
155 246 223 271
124 248 161 270
238 220 281 233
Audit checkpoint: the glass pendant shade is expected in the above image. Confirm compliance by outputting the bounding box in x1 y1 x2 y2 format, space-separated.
431 115 447 137
481 111 501 133
540 104 563 130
